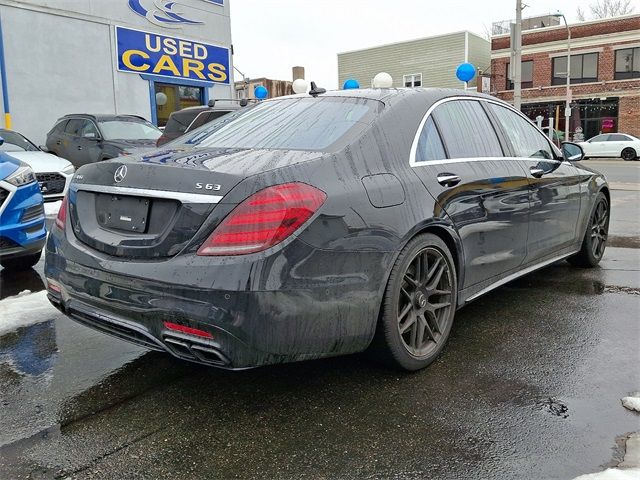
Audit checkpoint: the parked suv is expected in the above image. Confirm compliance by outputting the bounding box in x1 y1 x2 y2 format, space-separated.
156 101 244 146
46 114 162 168
0 152 46 271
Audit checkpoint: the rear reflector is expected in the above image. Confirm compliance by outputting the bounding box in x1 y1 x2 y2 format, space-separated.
47 279 62 293
163 321 214 339
55 195 68 230
197 182 326 256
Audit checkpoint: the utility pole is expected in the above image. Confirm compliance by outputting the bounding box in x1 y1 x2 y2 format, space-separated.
513 0 523 111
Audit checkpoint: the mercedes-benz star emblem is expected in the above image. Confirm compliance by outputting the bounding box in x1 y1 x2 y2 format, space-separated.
114 165 128 183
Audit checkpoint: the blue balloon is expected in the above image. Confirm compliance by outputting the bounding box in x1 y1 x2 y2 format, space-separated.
343 79 360 90
456 63 476 82
254 86 268 100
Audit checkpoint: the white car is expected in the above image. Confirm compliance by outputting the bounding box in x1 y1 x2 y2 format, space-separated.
0 129 74 202
579 133 640 161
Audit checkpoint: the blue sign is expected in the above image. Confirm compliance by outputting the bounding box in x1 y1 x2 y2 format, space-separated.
116 26 230 84
128 0 223 27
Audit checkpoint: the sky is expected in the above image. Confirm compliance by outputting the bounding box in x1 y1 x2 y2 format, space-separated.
229 0 640 89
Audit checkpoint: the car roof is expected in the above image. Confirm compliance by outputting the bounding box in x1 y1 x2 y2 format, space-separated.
264 87 495 105
59 114 150 122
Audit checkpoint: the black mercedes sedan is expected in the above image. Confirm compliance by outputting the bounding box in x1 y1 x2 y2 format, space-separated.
44 88 610 371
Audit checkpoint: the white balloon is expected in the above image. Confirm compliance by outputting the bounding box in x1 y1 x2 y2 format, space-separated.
155 92 168 106
292 79 308 94
372 72 393 88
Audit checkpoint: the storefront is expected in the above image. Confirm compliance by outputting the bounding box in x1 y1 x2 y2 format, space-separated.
522 97 620 141
0 0 233 142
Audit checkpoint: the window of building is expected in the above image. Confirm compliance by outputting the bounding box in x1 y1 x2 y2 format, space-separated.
432 100 503 158
615 47 640 80
404 74 422 87
488 104 554 159
506 61 533 89
552 53 598 85
415 117 446 162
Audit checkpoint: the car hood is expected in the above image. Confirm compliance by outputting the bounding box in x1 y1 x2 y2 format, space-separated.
106 139 160 151
0 152 20 179
6 151 73 173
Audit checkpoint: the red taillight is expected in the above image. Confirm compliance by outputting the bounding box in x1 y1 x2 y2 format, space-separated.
55 196 68 230
197 182 326 256
163 321 214 339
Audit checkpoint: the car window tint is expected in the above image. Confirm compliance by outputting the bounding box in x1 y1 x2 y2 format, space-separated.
188 110 229 131
65 119 84 135
0 130 38 152
52 120 68 134
164 111 200 135
79 121 99 139
589 134 609 142
415 117 446 162
181 97 376 152
488 103 554 159
432 100 503 158
609 134 628 141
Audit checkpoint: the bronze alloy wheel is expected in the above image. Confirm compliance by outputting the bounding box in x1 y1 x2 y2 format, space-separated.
396 246 453 358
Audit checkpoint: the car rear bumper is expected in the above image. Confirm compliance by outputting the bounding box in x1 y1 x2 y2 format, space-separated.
45 230 390 369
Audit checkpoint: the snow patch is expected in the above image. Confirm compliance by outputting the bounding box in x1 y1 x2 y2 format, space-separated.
622 393 640 413
44 200 62 217
0 290 59 335
571 468 640 479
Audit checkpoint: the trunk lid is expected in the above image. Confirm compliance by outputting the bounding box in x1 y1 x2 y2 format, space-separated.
68 146 323 258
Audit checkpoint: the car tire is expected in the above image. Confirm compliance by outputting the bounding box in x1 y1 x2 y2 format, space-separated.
373 233 457 371
567 192 609 268
621 148 637 161
1 251 42 271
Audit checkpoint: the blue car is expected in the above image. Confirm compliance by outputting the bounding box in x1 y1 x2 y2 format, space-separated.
0 150 47 271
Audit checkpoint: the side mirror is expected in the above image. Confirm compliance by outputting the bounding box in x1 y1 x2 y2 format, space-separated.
561 142 584 162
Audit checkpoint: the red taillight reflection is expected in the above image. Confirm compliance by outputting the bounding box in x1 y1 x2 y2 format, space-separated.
163 321 214 339
197 183 326 256
55 196 68 230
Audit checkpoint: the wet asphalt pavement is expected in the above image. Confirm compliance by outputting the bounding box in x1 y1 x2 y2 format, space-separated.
0 161 639 480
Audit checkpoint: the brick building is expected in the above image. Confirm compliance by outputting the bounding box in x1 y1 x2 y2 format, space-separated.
491 14 640 140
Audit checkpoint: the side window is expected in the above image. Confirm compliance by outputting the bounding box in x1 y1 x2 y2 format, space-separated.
79 121 99 138
609 134 628 141
432 100 503 159
65 119 84 136
487 104 554 159
589 134 609 142
415 117 446 162
52 120 68 134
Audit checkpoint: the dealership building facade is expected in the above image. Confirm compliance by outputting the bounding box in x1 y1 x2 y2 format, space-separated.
0 0 233 143
491 14 640 140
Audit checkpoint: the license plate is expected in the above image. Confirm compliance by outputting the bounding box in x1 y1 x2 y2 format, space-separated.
96 194 150 233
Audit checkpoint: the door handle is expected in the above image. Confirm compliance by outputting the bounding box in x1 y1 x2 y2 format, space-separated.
437 173 461 187
77 146 83 150
56 141 61 145
530 166 545 178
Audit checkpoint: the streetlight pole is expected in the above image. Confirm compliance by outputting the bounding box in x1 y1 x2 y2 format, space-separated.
513 0 523 111
555 13 572 142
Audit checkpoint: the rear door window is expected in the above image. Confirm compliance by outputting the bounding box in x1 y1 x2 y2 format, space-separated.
415 117 446 162
432 100 503 158
65 119 84 137
487 103 554 159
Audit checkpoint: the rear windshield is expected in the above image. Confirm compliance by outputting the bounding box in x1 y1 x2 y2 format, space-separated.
177 97 377 152
164 111 201 135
